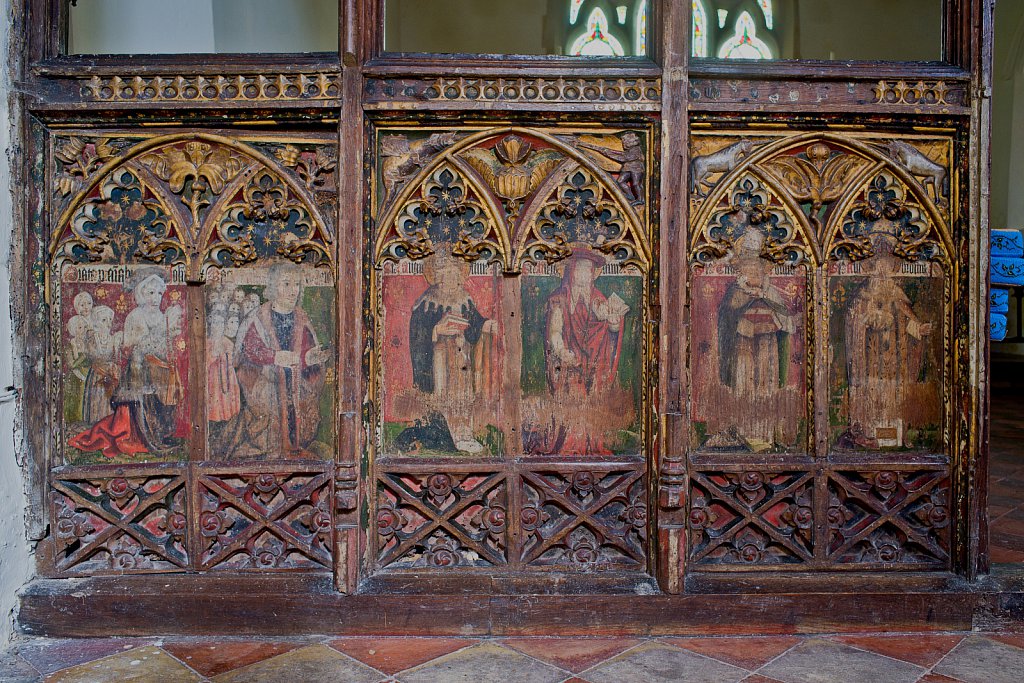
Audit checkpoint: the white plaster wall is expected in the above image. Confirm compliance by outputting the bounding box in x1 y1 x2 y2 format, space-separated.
0 0 33 645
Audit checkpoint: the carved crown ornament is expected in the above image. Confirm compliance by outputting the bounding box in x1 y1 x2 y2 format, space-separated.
688 132 953 269
48 132 336 285
373 127 651 274
78 73 341 103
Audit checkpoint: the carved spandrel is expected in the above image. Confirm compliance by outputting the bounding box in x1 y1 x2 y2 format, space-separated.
688 471 814 567
51 472 188 575
198 470 333 571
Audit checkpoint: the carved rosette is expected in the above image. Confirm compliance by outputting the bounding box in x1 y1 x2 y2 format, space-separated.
51 473 188 575
197 470 333 571
828 172 945 264
688 471 815 566
692 175 811 267
376 471 509 569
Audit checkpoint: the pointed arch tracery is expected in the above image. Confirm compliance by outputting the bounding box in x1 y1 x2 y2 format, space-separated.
374 127 650 274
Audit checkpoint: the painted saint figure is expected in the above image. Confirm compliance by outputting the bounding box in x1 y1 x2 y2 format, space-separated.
715 230 796 452
844 240 934 448
70 268 184 458
546 251 628 398
232 262 328 458
206 310 241 424
81 305 121 424
537 251 630 455
404 252 497 454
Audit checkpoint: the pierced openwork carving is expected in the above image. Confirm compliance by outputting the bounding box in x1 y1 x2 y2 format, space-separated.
871 80 953 107
51 472 188 575
54 169 184 266
691 174 811 267
827 469 950 566
377 165 504 266
376 471 509 569
405 76 661 105
50 133 336 279
205 169 332 270
519 166 646 270
520 468 647 570
828 172 946 264
688 471 814 567
79 73 341 103
374 127 650 274
198 470 333 571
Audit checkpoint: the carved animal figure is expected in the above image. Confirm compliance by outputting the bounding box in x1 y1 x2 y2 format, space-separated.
381 132 458 203
689 140 755 197
577 132 647 205
885 140 948 204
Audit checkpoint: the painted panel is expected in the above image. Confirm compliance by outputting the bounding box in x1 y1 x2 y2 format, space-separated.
62 263 190 465
381 255 504 457
691 250 807 454
828 249 944 452
205 264 336 461
520 256 643 456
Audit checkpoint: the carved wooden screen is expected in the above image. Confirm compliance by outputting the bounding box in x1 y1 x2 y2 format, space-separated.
368 125 656 576
684 127 958 572
16 0 990 603
38 130 341 575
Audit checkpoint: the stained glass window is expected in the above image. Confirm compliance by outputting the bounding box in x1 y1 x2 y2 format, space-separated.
570 7 626 56
717 10 772 59
692 0 708 58
570 0 586 25
757 0 773 30
635 0 647 56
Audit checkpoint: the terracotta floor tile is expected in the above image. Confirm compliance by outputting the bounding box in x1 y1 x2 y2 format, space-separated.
161 639 302 677
986 633 1024 650
501 637 641 673
582 641 748 683
46 645 201 683
664 636 800 670
328 637 473 675
17 638 150 676
932 637 1024 683
832 634 963 668
917 674 964 683
742 676 787 683
400 642 566 683
211 644 381 683
758 639 924 683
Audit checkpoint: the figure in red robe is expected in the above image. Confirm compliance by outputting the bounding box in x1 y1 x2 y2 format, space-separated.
542 251 630 454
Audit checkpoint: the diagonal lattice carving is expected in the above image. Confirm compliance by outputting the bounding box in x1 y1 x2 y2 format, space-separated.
198 470 332 571
51 473 188 574
519 468 646 569
827 469 950 566
376 471 508 569
688 470 814 566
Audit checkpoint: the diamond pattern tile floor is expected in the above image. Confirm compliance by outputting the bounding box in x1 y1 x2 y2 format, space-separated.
1 633 1022 682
